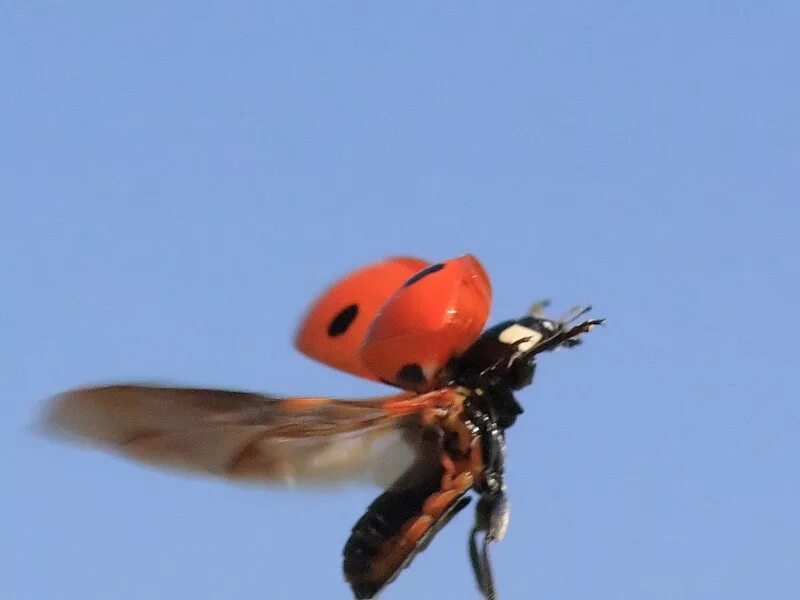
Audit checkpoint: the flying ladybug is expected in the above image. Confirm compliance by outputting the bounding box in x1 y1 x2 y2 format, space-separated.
43 254 603 599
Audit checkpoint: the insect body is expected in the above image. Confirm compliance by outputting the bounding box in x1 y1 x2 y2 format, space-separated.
43 254 602 599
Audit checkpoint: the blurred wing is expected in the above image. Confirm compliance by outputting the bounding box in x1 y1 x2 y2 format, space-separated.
42 384 446 486
295 256 429 381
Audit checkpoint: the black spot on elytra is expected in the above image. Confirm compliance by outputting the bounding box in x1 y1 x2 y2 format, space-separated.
396 363 426 385
403 262 444 287
327 304 359 337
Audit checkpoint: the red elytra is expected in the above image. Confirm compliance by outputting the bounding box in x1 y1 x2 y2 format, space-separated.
295 254 492 391
294 256 429 381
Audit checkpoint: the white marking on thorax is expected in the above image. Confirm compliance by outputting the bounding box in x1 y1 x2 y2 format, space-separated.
498 323 543 352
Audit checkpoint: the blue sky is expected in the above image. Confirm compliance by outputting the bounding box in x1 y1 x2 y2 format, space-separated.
3 3 798 599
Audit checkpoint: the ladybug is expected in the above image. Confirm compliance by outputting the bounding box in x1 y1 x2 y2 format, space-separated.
43 254 603 599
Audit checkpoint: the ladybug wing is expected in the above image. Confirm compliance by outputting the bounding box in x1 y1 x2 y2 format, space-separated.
44 384 479 598
41 384 450 487
295 257 429 381
361 254 492 391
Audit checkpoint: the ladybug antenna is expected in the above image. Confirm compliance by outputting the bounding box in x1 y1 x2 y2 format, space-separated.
528 299 551 318
518 305 605 359
558 304 593 326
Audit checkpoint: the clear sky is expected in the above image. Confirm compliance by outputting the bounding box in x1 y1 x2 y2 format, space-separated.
3 3 798 599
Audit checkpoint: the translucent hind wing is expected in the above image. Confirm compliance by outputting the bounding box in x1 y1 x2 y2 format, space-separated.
42 384 444 486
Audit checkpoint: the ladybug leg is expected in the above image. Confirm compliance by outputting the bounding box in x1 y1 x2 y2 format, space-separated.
469 491 510 600
469 525 496 600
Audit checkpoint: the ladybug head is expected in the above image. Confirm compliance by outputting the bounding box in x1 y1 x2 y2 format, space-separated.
453 302 603 392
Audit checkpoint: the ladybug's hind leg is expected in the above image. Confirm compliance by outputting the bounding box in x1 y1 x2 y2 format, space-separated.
469 490 510 600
